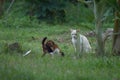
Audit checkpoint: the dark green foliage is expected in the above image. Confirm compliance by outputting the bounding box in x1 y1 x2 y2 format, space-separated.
69 0 79 5
25 0 68 23
107 0 120 10
0 0 114 25
0 0 95 25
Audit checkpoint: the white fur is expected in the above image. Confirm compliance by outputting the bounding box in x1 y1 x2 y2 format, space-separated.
50 48 60 55
71 29 91 53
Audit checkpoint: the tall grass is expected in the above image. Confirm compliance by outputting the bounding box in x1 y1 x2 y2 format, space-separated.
0 24 120 80
0 53 120 80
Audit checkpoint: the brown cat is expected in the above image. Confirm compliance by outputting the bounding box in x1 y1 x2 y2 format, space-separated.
42 37 64 57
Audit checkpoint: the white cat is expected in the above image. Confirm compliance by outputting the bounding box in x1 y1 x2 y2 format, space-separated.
70 29 91 54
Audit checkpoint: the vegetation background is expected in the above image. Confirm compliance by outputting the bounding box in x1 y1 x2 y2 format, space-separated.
0 0 120 80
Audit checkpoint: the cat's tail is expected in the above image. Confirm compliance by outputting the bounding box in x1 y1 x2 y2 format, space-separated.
42 37 47 45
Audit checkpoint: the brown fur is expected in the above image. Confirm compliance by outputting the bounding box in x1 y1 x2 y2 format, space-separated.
42 37 64 57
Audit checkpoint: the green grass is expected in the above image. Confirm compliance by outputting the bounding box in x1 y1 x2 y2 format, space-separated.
0 25 120 80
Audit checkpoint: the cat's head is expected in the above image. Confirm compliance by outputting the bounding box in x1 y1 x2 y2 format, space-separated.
70 29 78 39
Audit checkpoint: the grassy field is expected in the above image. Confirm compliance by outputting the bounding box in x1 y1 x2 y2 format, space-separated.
0 24 120 80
